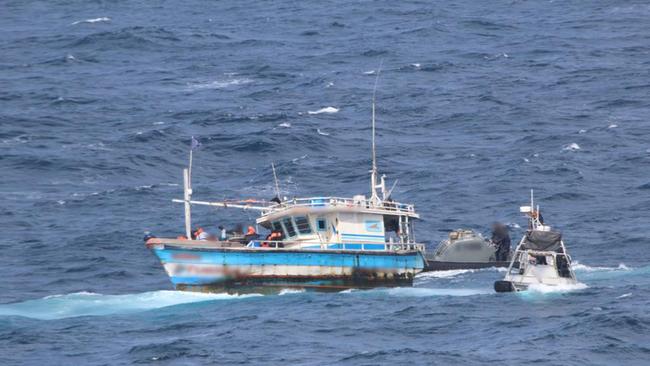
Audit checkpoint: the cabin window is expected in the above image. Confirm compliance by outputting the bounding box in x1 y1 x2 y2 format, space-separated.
282 217 297 237
294 216 312 234
316 218 327 231
271 221 282 232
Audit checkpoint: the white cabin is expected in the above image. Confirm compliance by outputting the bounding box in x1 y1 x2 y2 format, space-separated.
255 196 420 249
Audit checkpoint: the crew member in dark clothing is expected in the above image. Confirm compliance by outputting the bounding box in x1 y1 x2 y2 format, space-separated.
491 222 511 262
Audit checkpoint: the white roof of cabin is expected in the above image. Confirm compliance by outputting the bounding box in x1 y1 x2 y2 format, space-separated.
256 196 419 224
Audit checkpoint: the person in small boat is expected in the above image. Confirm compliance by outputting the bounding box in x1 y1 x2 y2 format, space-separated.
527 210 544 229
491 222 511 262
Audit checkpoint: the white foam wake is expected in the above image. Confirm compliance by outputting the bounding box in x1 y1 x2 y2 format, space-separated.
0 290 259 320
416 267 506 281
278 288 306 295
572 262 630 272
525 282 588 294
383 287 492 297
71 17 111 25
416 269 475 279
308 107 339 115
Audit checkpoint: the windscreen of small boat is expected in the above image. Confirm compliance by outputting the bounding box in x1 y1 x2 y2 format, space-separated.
521 230 562 252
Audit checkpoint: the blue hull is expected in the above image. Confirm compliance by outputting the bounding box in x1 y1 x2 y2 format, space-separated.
149 242 426 290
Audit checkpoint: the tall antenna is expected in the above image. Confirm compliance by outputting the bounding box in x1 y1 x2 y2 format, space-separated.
271 162 281 201
386 179 399 200
370 60 383 205
530 189 534 213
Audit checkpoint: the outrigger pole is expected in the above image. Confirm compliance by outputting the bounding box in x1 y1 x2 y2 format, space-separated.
172 199 267 211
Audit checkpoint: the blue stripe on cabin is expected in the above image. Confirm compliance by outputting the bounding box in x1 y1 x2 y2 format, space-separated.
340 233 385 238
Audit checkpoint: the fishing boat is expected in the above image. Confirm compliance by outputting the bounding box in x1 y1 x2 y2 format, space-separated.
145 80 427 292
494 191 578 292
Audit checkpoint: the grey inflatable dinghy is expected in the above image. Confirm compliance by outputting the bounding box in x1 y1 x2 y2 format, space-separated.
425 228 512 271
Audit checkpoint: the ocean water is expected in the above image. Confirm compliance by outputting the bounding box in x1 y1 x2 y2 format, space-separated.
1 0 649 364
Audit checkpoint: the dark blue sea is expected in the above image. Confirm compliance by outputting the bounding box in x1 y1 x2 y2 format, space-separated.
1 0 649 364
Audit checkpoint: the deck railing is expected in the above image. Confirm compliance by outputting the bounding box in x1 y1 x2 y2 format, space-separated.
247 240 425 252
264 196 417 215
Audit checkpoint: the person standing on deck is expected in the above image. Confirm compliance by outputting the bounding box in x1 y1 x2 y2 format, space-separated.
218 226 227 241
491 223 511 261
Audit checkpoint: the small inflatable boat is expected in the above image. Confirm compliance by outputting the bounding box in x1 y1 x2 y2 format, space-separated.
494 192 578 292
426 228 511 271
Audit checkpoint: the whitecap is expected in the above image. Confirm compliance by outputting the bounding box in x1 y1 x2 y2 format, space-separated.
617 293 632 299
316 128 330 136
71 17 111 25
363 70 376 75
278 122 291 128
578 129 587 134
562 142 581 151
153 121 165 125
291 154 308 163
608 124 618 129
308 107 339 115
187 78 252 91
0 291 261 320
326 82 334 88
411 63 421 68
